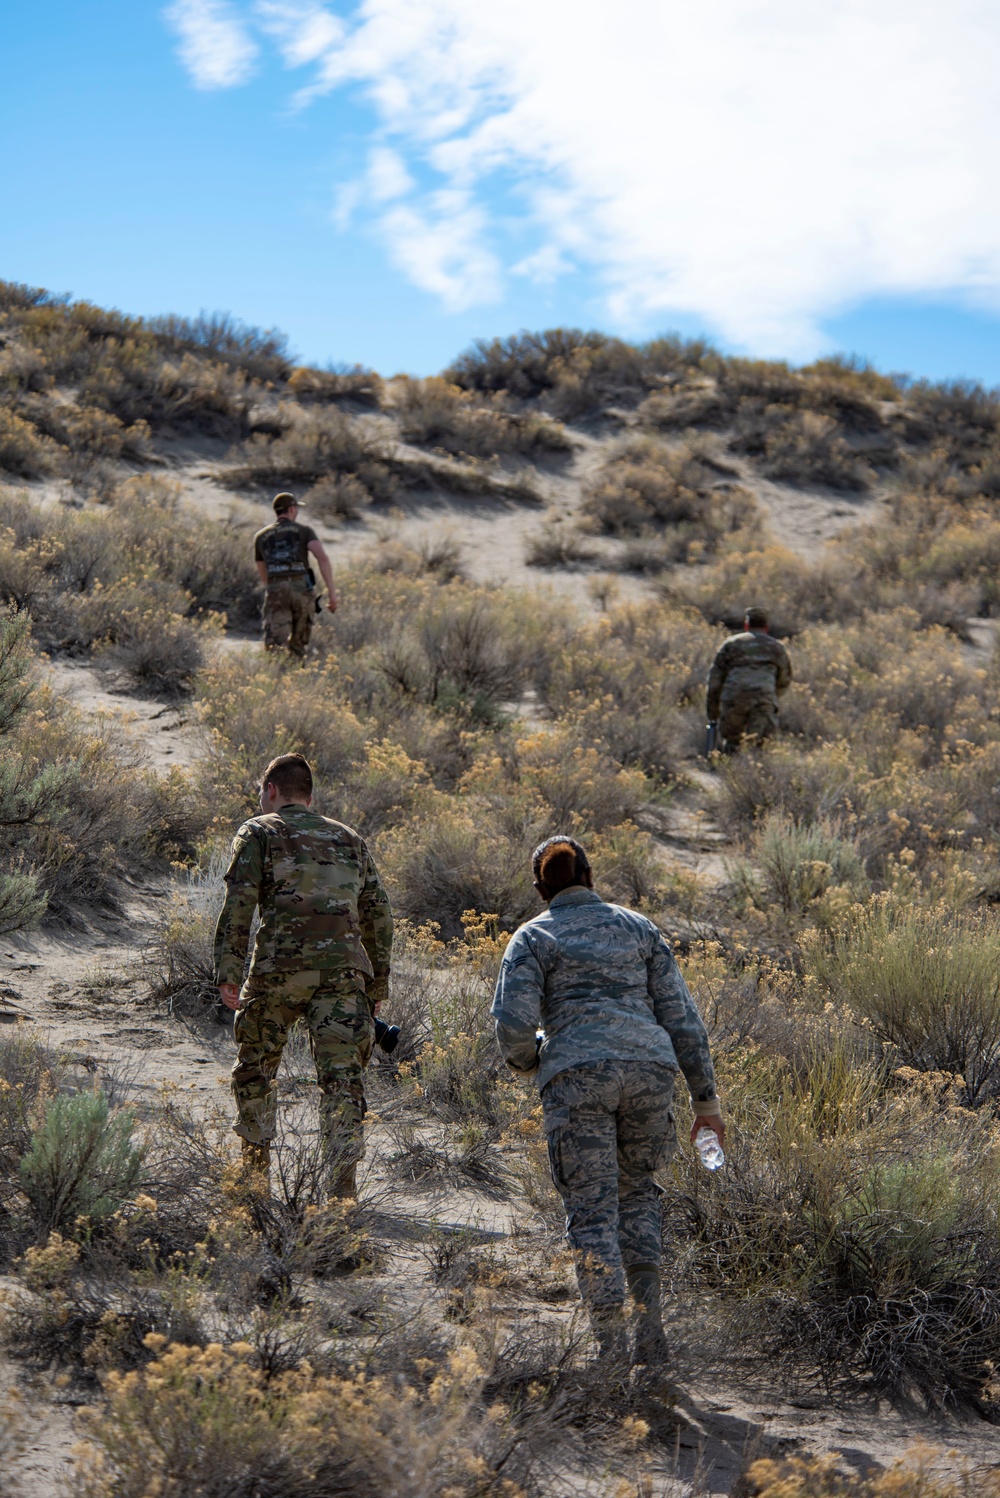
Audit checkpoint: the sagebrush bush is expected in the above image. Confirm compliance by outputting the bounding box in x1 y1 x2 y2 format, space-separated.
581 433 753 543
664 1023 1000 1409
748 1446 1000 1498
728 812 869 921
223 406 398 502
392 376 570 457
809 894 1000 1102
19 1090 143 1232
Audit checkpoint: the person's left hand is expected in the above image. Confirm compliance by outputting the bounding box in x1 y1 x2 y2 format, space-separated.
327 597 338 613
691 1114 725 1145
219 982 241 1011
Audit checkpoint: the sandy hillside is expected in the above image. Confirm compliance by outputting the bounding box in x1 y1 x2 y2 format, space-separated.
3 312 1000 1494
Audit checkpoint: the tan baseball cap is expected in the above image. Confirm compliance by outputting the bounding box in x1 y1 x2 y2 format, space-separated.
272 492 302 514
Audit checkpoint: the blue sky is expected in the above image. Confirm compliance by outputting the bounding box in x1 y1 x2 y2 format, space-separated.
3 1 1000 383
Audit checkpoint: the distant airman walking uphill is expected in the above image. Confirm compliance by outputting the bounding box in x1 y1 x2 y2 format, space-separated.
706 604 792 752
254 492 338 659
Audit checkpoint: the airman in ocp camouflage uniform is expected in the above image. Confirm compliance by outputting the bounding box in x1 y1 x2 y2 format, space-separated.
491 836 722 1366
254 492 338 659
706 605 792 752
214 753 393 1197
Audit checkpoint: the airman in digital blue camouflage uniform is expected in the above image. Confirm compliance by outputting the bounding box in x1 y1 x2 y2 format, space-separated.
214 753 393 1197
706 604 792 752
491 836 722 1365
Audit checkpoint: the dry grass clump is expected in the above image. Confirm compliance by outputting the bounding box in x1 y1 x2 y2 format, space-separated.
391 376 571 457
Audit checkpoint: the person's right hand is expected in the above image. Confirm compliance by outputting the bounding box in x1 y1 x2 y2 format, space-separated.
327 596 338 613
691 1114 725 1146
219 983 241 1011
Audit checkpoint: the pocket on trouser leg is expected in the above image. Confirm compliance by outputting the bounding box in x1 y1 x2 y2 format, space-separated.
542 1105 574 1193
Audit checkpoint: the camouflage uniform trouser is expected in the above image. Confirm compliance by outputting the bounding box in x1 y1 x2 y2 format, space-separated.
720 690 778 751
262 579 313 658
542 1059 677 1309
232 969 374 1169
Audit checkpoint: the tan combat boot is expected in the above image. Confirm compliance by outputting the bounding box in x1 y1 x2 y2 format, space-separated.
240 1139 271 1195
626 1263 670 1365
329 1161 358 1200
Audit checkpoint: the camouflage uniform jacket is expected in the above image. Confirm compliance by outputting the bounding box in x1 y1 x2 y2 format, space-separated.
491 887 720 1109
213 804 393 1000
706 629 792 719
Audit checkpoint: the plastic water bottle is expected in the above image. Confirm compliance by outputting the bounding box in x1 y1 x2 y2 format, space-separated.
694 1126 725 1172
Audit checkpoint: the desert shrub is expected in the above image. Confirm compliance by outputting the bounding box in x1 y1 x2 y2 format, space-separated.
22 397 152 460
732 403 876 489
361 529 466 583
538 600 716 779
393 376 570 456
145 311 291 382
664 1044 1000 1409
581 434 743 535
142 856 224 1015
288 364 384 407
0 484 260 652
525 520 597 568
0 406 58 476
900 378 1000 465
666 540 864 635
301 472 372 521
79 348 255 438
72 1336 524 1498
809 894 1000 1102
728 812 869 922
0 1029 61 1196
10 690 200 918
222 406 397 498
445 327 711 416
19 1090 143 1233
748 1446 1000 1498
380 807 537 937
445 328 611 399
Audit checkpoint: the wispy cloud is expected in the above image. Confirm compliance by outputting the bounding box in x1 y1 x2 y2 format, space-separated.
165 0 258 89
165 0 1000 354
379 193 503 311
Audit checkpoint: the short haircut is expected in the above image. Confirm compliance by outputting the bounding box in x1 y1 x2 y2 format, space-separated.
532 835 591 896
745 606 768 630
273 491 296 514
261 753 312 801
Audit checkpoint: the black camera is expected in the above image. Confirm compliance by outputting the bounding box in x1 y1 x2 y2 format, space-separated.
374 1017 400 1055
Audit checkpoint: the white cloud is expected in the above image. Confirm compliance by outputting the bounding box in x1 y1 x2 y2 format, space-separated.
378 193 502 310
367 147 413 204
167 1 1000 354
165 0 258 89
